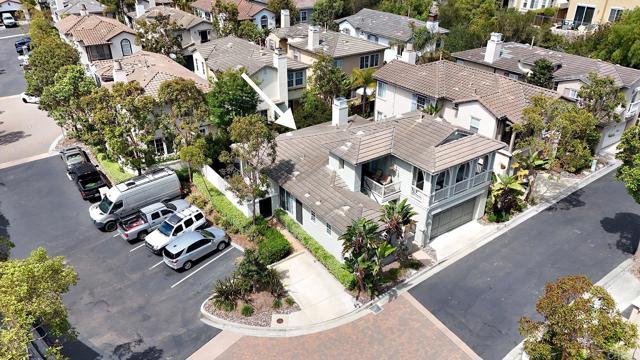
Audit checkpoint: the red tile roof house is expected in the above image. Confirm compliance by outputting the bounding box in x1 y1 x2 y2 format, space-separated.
190 0 276 30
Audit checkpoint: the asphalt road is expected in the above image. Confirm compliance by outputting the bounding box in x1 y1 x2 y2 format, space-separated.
0 156 240 359
410 171 640 360
0 24 29 97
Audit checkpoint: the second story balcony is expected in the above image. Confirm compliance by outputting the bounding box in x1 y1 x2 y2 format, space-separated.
362 175 401 203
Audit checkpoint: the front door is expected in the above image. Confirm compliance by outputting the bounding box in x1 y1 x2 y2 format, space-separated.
295 199 303 224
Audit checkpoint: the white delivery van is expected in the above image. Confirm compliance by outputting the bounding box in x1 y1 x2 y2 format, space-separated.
89 168 181 231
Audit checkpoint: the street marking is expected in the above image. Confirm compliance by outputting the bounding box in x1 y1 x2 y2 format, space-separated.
112 233 120 238
0 34 26 40
170 247 234 289
129 243 146 252
231 242 245 252
48 133 64 154
149 260 164 270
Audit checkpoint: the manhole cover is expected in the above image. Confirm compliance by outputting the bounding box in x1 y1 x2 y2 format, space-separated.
276 318 284 324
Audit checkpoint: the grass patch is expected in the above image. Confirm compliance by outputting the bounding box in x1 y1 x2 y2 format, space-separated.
94 152 134 184
274 209 354 289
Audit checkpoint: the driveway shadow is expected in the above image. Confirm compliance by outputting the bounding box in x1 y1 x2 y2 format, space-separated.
0 130 31 146
545 189 586 212
601 212 640 254
112 336 163 360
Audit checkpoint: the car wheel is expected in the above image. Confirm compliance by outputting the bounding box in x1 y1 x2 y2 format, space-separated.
137 231 148 241
104 221 117 232
217 241 228 251
22 98 27 103
183 261 193 270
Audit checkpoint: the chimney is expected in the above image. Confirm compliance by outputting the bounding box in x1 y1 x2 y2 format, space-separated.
55 0 64 12
401 43 417 64
149 0 156 7
484 32 503 64
307 25 320 50
332 97 348 127
273 48 288 105
112 60 127 83
426 19 439 34
135 1 146 18
79 3 88 16
280 9 290 28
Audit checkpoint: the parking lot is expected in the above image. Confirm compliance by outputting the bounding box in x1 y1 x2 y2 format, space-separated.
0 24 29 97
0 156 242 359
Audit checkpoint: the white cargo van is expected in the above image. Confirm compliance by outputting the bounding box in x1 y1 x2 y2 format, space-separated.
89 168 181 231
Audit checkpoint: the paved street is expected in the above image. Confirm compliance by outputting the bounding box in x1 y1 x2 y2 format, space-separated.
0 156 241 359
0 24 29 97
410 171 640 359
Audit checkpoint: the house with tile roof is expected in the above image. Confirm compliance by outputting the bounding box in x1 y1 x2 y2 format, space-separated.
452 32 640 150
50 0 112 22
191 0 275 30
335 8 448 64
56 13 140 65
373 59 562 173
264 104 504 258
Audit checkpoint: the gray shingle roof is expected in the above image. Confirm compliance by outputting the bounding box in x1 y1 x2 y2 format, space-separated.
336 8 448 43
55 0 106 16
134 6 209 29
270 112 504 233
452 42 640 88
374 60 561 124
195 36 308 75
281 23 388 58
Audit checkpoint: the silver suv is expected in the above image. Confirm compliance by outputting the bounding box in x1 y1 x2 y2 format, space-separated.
163 227 229 270
145 206 207 254
117 199 190 241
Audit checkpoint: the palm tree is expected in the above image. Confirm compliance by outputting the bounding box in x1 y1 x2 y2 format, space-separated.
513 151 548 203
489 174 525 221
346 254 374 301
351 68 376 115
379 199 416 264
340 218 379 258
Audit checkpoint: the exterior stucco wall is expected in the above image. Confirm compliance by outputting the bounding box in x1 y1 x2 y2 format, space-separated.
184 22 212 47
566 0 638 24
556 79 584 99
252 8 276 29
0 1 21 13
452 102 498 139
109 32 141 60
374 81 415 119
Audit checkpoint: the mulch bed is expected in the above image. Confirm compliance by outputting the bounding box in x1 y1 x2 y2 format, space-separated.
204 291 300 327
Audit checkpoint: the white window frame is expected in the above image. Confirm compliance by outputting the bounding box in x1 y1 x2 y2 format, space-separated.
293 48 300 61
567 88 579 100
299 9 308 22
377 82 386 98
359 53 379 69
287 70 305 88
120 38 132 56
470 117 481 133
608 7 623 22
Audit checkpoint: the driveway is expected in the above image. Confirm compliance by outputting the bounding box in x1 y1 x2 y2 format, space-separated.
0 156 242 359
0 96 61 165
409 171 640 359
0 24 29 97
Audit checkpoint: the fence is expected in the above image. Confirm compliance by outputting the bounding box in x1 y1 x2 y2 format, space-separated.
201 165 257 217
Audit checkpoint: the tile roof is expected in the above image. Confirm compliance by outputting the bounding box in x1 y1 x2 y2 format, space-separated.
56 14 135 46
92 51 210 97
452 42 640 88
270 112 504 232
374 60 561 124
195 36 307 75
281 23 388 58
336 8 448 43
190 0 270 20
0 0 21 4
55 0 106 16
294 0 315 9
134 6 210 28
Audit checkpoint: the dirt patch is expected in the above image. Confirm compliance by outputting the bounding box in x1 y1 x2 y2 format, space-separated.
204 291 300 327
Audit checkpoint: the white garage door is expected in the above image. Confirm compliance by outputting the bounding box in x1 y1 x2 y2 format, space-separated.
430 198 476 239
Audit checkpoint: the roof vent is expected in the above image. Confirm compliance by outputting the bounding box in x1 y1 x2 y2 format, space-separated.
315 201 321 205
292 171 300 177
356 131 364 136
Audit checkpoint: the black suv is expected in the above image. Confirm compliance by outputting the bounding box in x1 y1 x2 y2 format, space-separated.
14 36 30 54
69 163 108 201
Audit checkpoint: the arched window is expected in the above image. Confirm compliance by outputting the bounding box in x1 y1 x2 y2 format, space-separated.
260 15 268 29
476 155 489 174
121 38 132 56
456 163 470 183
434 171 449 191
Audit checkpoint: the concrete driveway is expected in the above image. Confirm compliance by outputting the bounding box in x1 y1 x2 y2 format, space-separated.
0 156 242 359
0 96 62 165
409 171 640 359
0 24 29 97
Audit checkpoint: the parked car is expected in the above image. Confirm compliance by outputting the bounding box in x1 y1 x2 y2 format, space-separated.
2 13 16 27
60 146 87 171
14 36 30 54
145 205 206 255
89 167 181 232
69 162 107 201
20 92 38 104
117 199 190 242
163 227 229 270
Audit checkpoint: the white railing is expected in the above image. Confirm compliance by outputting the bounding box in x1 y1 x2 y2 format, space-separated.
429 171 492 205
364 176 401 201
411 185 427 201
626 103 640 118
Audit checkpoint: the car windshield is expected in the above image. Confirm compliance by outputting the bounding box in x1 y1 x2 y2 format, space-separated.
98 196 113 213
67 153 82 161
198 230 214 239
163 248 183 260
158 221 174 236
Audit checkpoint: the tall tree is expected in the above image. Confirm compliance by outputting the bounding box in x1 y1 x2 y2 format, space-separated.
267 0 299 25
98 0 135 21
350 67 376 114
379 199 416 264
440 0 497 52
136 15 184 64
616 125 640 203
550 106 600 173
179 137 211 183
519 275 638 360
211 0 239 37
207 68 260 130
593 8 640 68
40 65 97 135
577 72 626 125
377 0 433 20
526 58 555 89
158 78 208 149
219 115 278 224
0 236 14 262
236 21 267 43
25 37 79 96
292 90 332 128
0 247 78 359
28 12 58 49
311 0 345 30
308 54 350 105
494 8 535 44
340 217 379 258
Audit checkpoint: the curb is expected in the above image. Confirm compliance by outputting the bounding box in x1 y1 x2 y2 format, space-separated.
198 162 621 337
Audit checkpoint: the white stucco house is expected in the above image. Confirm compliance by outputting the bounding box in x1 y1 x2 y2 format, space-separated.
336 8 449 64
453 32 640 152
190 0 275 30
55 13 140 66
373 59 561 173
0 0 24 18
50 0 112 22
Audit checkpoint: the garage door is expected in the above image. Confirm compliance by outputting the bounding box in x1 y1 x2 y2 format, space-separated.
430 198 476 239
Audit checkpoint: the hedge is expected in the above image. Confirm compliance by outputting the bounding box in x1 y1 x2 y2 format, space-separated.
95 152 134 184
274 209 355 288
258 227 292 264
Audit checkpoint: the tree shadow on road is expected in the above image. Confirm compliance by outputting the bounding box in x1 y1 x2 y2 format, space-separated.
0 130 31 146
601 212 640 255
112 336 164 360
545 189 586 212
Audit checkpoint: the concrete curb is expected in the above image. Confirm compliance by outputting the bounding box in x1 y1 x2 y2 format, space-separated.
198 162 621 337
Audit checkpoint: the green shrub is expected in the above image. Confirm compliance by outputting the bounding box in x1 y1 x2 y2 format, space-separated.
94 151 134 184
285 296 295 306
274 209 355 289
240 303 254 317
272 298 282 309
187 193 208 210
192 173 252 232
262 268 286 298
257 227 291 264
212 277 241 312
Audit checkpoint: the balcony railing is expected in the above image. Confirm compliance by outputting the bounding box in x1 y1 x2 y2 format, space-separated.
428 171 492 206
625 103 640 118
363 176 401 202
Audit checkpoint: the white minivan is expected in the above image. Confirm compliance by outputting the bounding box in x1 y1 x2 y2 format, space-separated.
89 168 181 232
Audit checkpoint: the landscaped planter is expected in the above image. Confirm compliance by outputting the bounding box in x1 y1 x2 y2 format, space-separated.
202 293 299 328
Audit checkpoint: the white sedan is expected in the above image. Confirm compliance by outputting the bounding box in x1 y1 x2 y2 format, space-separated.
20 92 39 104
